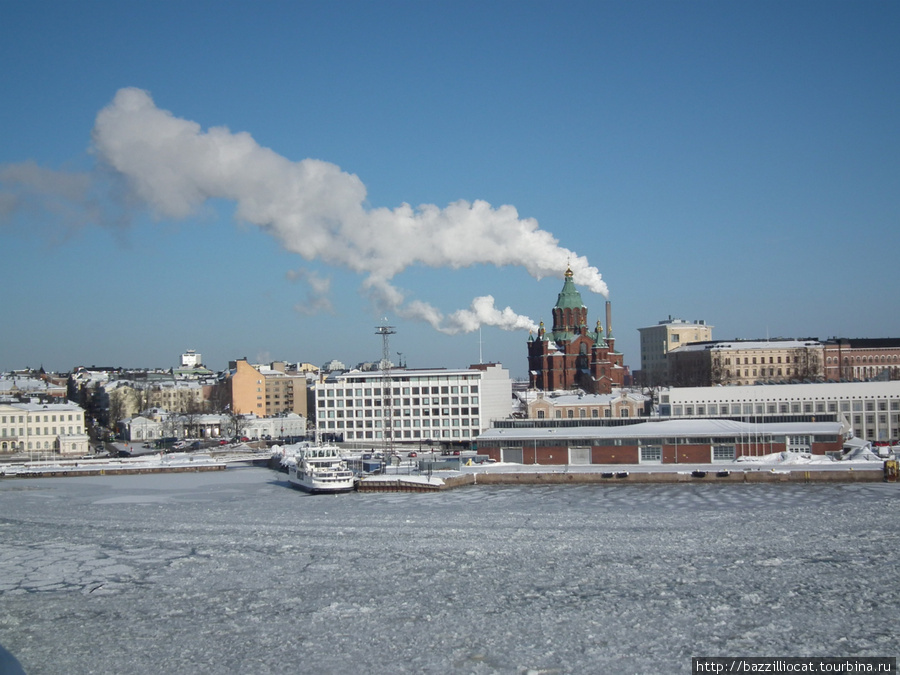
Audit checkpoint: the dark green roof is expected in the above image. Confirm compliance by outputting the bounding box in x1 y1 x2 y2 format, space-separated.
554 268 585 311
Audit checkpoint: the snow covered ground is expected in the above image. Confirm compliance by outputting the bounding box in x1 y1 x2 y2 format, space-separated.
1 468 898 674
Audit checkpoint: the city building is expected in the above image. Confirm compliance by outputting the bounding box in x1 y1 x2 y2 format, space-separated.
118 411 306 442
524 390 648 421
315 363 512 445
667 339 823 387
527 268 626 394
823 338 900 381
181 350 202 368
659 380 900 442
637 317 712 386
477 418 844 465
0 401 89 455
0 370 68 401
227 359 309 417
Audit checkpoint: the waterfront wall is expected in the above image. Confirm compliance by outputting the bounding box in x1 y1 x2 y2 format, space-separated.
2 464 227 479
457 467 883 486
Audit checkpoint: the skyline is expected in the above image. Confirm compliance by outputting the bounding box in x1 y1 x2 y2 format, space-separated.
2 2 898 379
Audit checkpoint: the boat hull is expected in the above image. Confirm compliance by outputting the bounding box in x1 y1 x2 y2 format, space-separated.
288 475 356 494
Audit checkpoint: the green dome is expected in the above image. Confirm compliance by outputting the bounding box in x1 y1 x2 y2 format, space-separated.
555 268 585 311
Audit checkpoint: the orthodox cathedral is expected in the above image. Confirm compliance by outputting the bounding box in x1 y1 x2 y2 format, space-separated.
527 268 626 394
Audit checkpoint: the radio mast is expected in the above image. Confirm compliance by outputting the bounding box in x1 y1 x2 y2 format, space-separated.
375 322 396 471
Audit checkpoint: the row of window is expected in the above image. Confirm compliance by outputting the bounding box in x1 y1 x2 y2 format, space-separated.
0 440 65 450
674 399 900 416
0 426 81 437
321 427 473 440
320 396 478 407
827 355 900 364
536 408 631 419
716 356 800 366
321 384 479 397
723 368 799 378
321 407 479 418
321 418 475 428
0 414 79 423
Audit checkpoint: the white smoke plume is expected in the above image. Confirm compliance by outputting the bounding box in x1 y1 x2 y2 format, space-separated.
2 87 610 332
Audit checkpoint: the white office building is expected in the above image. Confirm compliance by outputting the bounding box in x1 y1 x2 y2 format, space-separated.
659 381 900 442
315 363 512 445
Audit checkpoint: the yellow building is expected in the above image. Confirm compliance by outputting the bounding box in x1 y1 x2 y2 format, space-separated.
526 390 648 420
668 339 824 387
227 359 308 417
0 402 89 455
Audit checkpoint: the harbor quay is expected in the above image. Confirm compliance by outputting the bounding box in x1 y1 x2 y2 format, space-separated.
356 460 887 492
2 450 891 487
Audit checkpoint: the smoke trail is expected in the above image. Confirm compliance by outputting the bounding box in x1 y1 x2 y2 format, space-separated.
3 87 610 332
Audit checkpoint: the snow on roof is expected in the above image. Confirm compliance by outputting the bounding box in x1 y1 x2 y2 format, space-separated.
535 392 647 406
6 401 84 412
479 418 843 442
672 340 819 353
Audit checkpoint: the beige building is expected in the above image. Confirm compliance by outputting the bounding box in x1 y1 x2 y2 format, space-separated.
107 380 207 421
0 401 90 455
638 317 712 386
525 390 648 420
227 359 309 417
668 340 824 387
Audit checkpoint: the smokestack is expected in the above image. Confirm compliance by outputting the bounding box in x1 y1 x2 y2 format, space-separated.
605 301 612 339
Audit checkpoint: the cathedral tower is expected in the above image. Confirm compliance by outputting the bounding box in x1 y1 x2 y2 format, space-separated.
527 268 625 393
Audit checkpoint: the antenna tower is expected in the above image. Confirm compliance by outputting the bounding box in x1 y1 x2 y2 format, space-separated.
375 322 396 468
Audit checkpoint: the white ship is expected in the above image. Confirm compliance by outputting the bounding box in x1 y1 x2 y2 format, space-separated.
287 445 356 494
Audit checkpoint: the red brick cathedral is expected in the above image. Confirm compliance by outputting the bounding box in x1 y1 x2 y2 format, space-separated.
527 268 626 394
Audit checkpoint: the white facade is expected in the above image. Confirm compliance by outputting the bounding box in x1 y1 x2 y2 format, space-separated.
660 381 900 442
0 402 90 455
315 364 512 444
119 412 307 441
181 350 202 368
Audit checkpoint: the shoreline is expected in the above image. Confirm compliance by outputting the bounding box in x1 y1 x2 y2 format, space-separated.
1 455 890 487
357 461 890 491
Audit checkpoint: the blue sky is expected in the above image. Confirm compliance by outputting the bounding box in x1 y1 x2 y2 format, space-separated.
2 1 898 379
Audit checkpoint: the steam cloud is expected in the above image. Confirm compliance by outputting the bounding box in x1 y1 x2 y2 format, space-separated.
1 87 609 333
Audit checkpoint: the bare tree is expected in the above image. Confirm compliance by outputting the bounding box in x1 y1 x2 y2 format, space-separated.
207 381 231 414
225 409 250 440
181 397 205 439
108 388 128 434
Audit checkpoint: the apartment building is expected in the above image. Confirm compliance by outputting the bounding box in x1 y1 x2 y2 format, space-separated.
227 359 309 417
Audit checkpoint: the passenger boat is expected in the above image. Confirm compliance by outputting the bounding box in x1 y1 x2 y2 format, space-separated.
287 445 356 494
